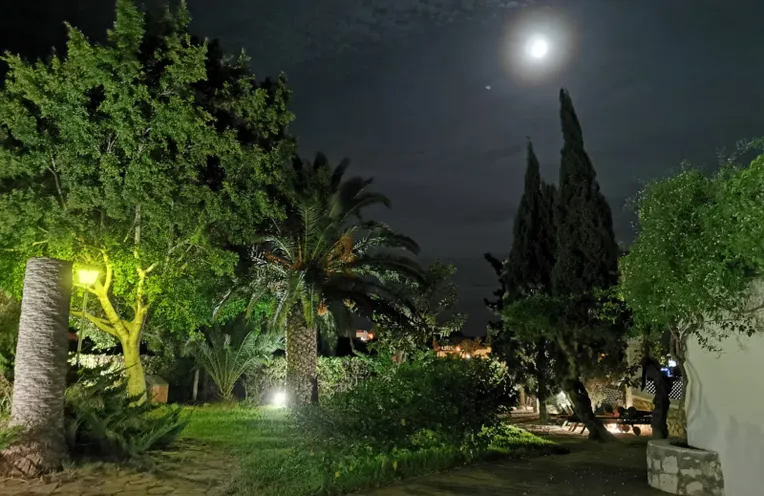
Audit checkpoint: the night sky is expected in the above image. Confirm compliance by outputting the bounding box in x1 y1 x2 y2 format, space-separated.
4 0 764 334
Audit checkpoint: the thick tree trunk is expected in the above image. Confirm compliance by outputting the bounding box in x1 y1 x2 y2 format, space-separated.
642 356 671 439
121 336 146 401
563 378 613 442
5 258 72 476
537 389 549 422
286 312 317 406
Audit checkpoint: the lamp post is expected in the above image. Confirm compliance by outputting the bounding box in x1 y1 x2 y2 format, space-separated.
74 268 100 367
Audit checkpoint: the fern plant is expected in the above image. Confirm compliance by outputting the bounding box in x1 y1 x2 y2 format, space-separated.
186 326 283 402
65 366 186 459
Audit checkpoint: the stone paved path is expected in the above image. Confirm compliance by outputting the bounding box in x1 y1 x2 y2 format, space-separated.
0 441 233 496
362 432 664 496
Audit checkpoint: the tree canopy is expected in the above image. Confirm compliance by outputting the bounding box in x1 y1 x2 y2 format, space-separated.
0 0 295 396
621 147 764 357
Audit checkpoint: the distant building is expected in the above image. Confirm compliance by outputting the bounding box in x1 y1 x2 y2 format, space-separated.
433 337 491 359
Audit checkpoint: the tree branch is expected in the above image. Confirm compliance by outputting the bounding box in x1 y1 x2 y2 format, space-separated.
48 158 66 209
71 310 120 338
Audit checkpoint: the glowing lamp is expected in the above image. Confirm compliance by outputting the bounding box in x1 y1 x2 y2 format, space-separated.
77 269 100 286
271 390 288 408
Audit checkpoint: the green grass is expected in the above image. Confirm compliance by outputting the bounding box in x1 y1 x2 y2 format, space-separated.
180 405 563 496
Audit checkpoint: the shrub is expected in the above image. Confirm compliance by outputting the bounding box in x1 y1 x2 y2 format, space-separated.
245 355 373 404
65 367 186 459
293 354 514 453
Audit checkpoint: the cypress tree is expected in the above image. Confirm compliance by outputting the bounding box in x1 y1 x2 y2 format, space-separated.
505 140 556 300
552 89 619 296
550 88 621 441
489 140 558 420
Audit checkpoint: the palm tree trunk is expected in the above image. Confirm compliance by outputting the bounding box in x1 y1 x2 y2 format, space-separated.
286 311 317 406
5 258 72 476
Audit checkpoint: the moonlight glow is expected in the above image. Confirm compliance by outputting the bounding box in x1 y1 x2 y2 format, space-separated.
526 37 549 60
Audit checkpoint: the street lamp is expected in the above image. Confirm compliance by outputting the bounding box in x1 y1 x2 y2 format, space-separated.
74 266 100 367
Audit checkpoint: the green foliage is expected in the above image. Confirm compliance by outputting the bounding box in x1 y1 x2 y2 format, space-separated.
621 152 764 355
0 291 20 378
489 140 558 409
0 425 22 451
292 355 514 453
0 0 294 390
64 366 186 459
0 373 11 416
504 291 628 376
244 356 373 403
244 152 422 336
181 403 556 496
372 260 466 357
186 323 283 402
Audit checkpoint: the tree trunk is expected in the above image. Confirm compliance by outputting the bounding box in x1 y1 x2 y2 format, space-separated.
535 338 549 422
642 356 671 439
563 378 613 442
121 336 146 401
537 389 549 422
286 312 317 406
192 368 200 402
4 258 72 476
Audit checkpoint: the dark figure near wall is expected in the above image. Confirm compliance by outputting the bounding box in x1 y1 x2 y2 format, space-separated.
641 356 675 439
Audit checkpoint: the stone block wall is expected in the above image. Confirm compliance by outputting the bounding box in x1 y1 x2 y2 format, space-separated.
647 440 724 495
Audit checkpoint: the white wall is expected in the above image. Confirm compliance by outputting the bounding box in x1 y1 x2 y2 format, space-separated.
686 333 764 496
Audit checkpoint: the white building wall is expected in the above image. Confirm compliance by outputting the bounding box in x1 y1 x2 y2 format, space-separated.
686 333 764 496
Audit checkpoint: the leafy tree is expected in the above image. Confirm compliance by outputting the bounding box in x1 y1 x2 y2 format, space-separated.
621 148 764 416
490 141 557 420
241 154 422 405
0 1 294 398
373 260 466 362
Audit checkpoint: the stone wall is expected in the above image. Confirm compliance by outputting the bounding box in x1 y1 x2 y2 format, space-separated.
647 440 724 495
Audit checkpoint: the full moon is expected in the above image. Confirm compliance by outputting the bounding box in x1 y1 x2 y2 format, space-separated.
526 37 549 60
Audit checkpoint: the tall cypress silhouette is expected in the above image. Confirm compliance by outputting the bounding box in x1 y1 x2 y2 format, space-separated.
550 88 620 441
552 89 619 296
490 139 558 420
505 140 557 300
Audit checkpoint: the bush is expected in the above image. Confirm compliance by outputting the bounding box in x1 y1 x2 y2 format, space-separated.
65 367 186 459
293 355 514 453
245 356 373 404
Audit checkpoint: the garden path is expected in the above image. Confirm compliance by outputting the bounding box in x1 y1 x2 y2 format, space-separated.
0 441 232 496
361 430 664 496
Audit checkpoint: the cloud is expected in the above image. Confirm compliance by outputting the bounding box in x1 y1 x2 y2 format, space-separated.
190 0 534 73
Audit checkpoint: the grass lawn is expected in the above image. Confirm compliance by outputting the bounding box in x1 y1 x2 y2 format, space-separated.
180 405 565 496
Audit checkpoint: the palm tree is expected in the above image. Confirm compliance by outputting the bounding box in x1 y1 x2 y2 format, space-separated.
185 322 283 402
6 258 72 475
244 154 423 406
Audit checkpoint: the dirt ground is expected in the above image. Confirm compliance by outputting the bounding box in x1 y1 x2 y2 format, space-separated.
0 441 233 496
362 427 663 496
